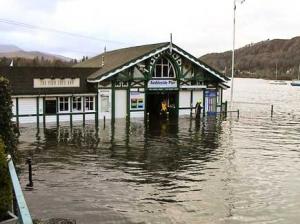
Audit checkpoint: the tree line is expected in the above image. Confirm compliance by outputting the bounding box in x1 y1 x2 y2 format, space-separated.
0 55 89 67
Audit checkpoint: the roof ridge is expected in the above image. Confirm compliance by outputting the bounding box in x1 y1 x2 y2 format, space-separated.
105 42 169 53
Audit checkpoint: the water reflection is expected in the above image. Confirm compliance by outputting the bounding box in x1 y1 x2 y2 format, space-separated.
17 79 300 223
18 116 228 223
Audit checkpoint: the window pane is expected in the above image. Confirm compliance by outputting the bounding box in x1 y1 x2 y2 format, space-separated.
163 65 169 77
155 65 161 77
169 67 174 77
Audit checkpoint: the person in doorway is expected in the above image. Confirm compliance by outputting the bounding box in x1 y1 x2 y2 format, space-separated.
195 100 202 119
161 99 168 115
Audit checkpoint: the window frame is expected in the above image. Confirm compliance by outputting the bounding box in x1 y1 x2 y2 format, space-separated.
85 96 95 111
153 57 176 79
72 96 82 112
59 97 70 113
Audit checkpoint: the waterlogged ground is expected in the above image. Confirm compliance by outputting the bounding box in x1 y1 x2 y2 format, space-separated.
17 78 300 223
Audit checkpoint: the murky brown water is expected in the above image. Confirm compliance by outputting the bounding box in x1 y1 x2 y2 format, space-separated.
17 78 300 223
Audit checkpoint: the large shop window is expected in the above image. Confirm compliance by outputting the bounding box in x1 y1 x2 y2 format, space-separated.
72 96 82 111
59 97 69 112
85 96 94 111
153 57 175 78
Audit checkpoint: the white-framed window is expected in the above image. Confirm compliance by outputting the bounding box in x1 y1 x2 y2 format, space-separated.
72 96 82 112
59 97 69 112
85 96 95 111
153 57 176 78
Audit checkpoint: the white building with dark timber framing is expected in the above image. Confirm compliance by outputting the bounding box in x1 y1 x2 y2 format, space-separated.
1 42 230 126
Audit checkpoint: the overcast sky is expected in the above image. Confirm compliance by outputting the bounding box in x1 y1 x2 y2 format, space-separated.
0 0 299 59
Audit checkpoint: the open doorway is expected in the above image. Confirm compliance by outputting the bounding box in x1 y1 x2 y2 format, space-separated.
146 91 178 118
45 98 57 115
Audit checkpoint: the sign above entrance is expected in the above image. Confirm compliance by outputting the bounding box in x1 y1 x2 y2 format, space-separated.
34 78 80 88
148 80 177 89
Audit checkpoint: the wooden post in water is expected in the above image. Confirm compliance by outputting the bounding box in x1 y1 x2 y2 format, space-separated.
237 109 240 119
103 116 106 129
271 105 274 118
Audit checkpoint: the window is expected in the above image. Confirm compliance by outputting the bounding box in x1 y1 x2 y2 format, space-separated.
59 97 69 112
85 96 94 111
153 57 176 78
72 96 82 111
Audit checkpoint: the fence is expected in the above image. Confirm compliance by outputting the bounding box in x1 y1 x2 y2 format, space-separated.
7 155 33 224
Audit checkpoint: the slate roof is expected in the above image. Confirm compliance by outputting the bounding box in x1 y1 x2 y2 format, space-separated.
75 42 229 82
0 67 98 95
74 42 169 81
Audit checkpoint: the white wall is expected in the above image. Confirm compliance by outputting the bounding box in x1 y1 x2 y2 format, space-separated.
193 90 203 107
19 98 36 115
115 90 127 118
179 90 191 116
130 111 144 118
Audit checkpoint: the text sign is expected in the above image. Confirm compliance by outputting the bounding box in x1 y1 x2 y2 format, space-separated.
34 78 80 88
148 80 177 89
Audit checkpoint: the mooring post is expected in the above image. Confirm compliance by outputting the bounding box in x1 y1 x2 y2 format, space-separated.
271 105 274 118
237 109 240 119
225 101 228 117
26 158 33 188
103 116 106 129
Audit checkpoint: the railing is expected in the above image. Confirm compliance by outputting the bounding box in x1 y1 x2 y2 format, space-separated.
7 155 33 224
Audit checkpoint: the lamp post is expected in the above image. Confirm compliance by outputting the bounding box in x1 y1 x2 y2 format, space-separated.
230 0 236 110
230 0 245 110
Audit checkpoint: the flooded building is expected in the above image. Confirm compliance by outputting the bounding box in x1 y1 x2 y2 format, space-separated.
1 42 229 125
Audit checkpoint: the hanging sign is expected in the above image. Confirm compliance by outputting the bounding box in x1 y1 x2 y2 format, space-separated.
148 80 177 89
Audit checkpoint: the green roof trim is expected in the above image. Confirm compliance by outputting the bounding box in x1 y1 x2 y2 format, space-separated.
74 42 228 83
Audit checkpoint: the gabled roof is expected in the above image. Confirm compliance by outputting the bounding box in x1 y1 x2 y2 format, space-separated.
74 42 229 83
74 42 169 79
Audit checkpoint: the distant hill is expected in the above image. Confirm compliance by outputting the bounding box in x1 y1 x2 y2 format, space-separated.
0 44 77 67
200 36 300 80
0 44 71 61
0 44 22 53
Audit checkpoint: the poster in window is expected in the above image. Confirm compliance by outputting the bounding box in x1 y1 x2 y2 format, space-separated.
130 92 144 110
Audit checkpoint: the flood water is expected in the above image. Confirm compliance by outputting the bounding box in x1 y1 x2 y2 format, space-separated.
17 78 300 223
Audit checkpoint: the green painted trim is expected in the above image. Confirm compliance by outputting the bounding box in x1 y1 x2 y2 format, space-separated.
43 97 46 128
36 97 39 129
203 90 206 117
127 81 130 121
190 90 193 115
149 53 181 80
13 112 96 118
181 67 192 79
111 81 115 124
144 81 148 119
83 96 86 126
56 97 59 127
130 110 144 112
16 97 19 128
88 43 170 82
95 93 99 128
70 96 73 128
